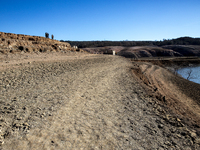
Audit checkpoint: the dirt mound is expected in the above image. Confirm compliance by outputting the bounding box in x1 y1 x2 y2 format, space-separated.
0 32 85 54
118 46 182 58
163 45 200 57
83 45 200 58
83 46 183 57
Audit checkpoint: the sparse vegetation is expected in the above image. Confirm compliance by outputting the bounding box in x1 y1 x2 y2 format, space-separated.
62 36 200 48
45 32 49 38
186 69 193 80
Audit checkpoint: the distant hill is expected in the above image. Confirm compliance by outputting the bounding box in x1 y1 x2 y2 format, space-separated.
82 45 200 58
62 37 200 48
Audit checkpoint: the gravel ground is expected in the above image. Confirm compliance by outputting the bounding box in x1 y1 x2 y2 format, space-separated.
0 54 199 149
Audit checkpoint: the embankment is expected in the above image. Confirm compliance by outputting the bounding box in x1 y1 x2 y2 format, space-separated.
132 58 200 132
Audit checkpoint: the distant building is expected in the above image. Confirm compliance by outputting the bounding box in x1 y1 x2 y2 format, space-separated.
103 49 115 55
73 46 78 49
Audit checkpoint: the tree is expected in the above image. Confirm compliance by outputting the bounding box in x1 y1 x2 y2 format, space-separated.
186 69 193 80
45 32 49 38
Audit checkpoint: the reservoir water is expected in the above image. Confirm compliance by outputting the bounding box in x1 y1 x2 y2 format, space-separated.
177 65 200 84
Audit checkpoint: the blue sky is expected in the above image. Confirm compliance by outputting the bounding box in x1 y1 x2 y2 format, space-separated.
0 0 200 41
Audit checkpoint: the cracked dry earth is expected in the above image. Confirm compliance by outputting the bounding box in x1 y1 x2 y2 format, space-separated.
0 53 199 149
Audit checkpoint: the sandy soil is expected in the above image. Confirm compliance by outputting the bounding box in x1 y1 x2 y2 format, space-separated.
0 52 200 149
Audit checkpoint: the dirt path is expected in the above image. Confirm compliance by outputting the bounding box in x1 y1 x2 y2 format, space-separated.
0 53 199 149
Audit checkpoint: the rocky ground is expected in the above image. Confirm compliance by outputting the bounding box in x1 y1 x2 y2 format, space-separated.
0 51 199 150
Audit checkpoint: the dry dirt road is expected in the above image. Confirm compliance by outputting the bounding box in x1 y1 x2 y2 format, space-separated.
0 52 199 149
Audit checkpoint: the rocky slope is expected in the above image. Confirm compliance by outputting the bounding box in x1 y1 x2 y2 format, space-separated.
0 32 84 54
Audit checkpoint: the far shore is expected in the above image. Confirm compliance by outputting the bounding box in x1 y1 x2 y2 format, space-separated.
132 56 200 68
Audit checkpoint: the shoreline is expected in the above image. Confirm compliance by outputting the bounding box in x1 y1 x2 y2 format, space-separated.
131 57 200 132
133 56 200 67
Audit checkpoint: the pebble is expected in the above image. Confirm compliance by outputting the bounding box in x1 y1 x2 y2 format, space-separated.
164 141 171 146
23 122 29 127
195 138 200 144
158 124 164 129
0 140 4 145
189 131 196 138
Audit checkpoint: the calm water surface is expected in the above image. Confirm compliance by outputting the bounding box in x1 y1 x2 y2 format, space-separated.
177 65 200 84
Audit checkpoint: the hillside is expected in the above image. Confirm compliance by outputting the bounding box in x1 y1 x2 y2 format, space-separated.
65 36 200 48
82 45 200 58
0 32 84 54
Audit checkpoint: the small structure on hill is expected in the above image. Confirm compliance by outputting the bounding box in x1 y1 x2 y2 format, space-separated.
103 49 116 55
73 46 78 49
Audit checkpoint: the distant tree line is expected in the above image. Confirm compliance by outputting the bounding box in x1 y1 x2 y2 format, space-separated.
60 37 200 48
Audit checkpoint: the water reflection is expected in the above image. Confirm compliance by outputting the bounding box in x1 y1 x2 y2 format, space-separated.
177 65 200 84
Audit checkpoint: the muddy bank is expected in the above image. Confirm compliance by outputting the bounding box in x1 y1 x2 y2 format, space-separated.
131 58 200 132
133 57 200 106
134 57 200 67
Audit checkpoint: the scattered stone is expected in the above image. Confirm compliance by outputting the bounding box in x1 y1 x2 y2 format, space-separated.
189 131 197 138
176 134 182 138
0 139 4 145
23 122 29 127
195 138 200 144
158 124 164 129
164 141 171 146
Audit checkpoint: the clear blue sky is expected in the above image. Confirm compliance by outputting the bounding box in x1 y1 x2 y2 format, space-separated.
0 0 200 41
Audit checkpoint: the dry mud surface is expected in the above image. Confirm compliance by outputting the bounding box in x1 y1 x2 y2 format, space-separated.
0 52 200 150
